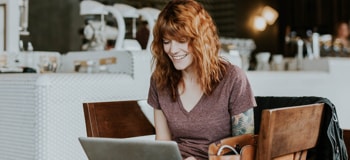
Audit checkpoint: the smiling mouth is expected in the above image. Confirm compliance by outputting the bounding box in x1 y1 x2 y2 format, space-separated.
172 54 188 60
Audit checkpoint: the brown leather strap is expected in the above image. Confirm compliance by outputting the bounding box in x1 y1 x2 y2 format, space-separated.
208 134 257 160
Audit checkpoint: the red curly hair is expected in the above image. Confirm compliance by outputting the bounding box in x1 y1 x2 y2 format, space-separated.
151 0 227 101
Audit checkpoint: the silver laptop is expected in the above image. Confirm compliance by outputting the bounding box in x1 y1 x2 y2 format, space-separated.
78 137 182 160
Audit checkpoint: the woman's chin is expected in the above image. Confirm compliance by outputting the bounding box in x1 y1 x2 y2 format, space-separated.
174 63 193 71
174 65 187 71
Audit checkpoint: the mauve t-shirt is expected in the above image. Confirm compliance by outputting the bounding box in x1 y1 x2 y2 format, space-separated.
147 64 256 160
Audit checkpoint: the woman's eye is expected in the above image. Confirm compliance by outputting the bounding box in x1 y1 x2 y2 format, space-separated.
179 39 188 43
163 40 170 44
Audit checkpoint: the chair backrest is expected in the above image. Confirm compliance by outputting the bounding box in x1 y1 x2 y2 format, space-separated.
83 100 155 138
344 129 350 157
256 103 324 160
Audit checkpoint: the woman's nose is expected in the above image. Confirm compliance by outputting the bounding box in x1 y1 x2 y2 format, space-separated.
169 42 180 54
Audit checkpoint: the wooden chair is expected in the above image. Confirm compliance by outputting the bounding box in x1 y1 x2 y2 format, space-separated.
256 103 324 160
83 100 155 138
344 129 350 158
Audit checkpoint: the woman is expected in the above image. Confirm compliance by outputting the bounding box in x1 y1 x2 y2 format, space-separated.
333 21 350 48
147 0 256 159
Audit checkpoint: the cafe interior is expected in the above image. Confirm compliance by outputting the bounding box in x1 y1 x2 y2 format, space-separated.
0 0 349 159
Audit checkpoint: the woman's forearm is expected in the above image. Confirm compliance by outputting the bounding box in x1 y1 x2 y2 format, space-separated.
154 109 172 140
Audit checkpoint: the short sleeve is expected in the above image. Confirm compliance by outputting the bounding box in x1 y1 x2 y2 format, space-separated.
147 77 161 110
228 66 256 115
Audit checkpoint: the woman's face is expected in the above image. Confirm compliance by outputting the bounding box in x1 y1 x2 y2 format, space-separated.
337 23 349 39
163 39 193 71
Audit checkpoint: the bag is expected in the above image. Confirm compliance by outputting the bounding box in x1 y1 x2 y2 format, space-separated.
208 134 258 160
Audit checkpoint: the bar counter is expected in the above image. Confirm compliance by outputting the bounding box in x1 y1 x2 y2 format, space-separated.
248 58 350 129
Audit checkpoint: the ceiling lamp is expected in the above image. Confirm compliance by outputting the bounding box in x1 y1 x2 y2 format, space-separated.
254 16 267 31
261 6 278 25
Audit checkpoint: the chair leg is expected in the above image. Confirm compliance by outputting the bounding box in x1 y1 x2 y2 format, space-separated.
293 151 307 160
272 151 307 160
294 152 301 160
273 154 294 160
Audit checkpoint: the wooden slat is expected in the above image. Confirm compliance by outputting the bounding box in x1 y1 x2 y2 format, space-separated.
257 103 324 160
83 101 155 138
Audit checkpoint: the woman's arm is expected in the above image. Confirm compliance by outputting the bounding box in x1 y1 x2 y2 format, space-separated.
154 108 172 140
231 108 254 136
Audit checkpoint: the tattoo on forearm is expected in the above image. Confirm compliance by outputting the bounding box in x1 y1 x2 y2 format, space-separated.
231 108 254 136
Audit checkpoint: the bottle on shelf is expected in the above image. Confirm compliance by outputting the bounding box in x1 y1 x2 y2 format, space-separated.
26 42 37 73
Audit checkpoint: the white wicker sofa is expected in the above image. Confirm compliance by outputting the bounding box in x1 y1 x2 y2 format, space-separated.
0 50 152 160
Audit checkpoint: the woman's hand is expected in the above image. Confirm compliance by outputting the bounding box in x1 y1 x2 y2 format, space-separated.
184 156 197 160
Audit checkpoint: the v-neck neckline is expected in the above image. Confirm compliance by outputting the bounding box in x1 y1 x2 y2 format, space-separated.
177 91 205 115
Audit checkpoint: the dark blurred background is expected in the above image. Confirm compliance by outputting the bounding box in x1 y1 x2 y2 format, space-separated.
22 0 350 56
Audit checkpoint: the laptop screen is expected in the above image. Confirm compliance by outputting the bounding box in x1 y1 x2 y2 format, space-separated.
79 137 182 160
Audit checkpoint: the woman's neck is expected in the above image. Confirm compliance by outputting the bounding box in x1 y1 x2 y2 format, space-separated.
181 66 197 82
179 66 202 95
